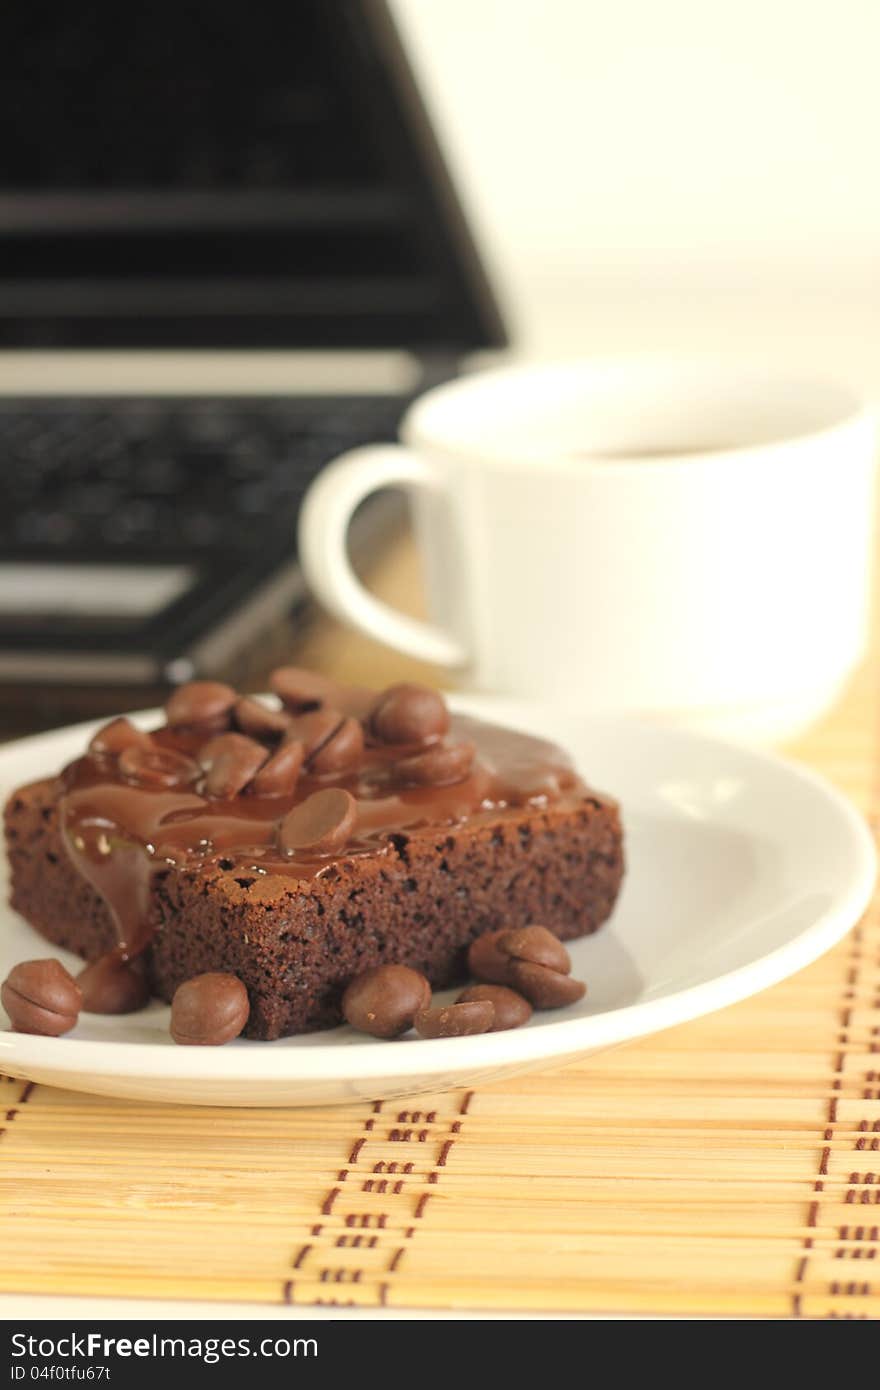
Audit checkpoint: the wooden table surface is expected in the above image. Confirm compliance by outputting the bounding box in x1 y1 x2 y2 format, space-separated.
1 536 879 1319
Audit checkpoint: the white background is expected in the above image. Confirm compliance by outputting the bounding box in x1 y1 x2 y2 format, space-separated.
392 0 880 383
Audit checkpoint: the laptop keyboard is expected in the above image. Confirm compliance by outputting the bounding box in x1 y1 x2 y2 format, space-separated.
0 396 405 556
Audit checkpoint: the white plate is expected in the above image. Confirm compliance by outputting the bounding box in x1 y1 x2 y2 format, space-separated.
0 698 875 1106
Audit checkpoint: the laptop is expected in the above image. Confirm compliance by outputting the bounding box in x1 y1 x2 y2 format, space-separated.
0 0 505 725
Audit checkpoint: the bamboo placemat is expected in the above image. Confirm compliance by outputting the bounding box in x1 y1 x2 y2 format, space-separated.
1 544 879 1318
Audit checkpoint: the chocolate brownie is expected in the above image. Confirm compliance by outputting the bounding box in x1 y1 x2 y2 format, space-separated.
4 673 624 1039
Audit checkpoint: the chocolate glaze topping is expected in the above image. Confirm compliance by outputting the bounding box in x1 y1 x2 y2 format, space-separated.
56 683 588 962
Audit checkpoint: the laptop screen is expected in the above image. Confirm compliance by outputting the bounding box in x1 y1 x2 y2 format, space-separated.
0 0 503 351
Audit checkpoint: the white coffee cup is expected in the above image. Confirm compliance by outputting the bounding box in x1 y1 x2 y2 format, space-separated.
298 359 877 743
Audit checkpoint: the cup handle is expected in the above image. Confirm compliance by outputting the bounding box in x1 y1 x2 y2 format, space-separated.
297 444 469 668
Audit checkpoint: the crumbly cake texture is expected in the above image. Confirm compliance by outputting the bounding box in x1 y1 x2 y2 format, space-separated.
5 778 623 1039
3 672 625 1041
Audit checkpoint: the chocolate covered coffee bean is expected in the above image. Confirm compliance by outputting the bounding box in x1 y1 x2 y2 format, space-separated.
508 961 586 1008
308 715 364 775
119 743 201 790
233 696 292 739
499 925 571 975
270 666 373 718
199 732 268 798
467 924 584 1007
370 683 450 746
2 959 82 1036
250 739 305 797
279 787 357 855
165 681 237 731
284 709 363 776
170 973 250 1045
78 954 150 1014
467 929 515 985
457 983 532 1031
498 924 584 1009
414 1000 494 1038
88 717 150 758
285 707 340 754
270 666 344 712
342 965 431 1039
395 740 475 788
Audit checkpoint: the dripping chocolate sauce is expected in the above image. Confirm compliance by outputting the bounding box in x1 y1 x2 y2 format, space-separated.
57 715 587 960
